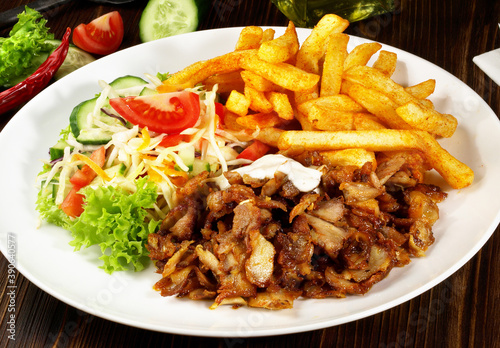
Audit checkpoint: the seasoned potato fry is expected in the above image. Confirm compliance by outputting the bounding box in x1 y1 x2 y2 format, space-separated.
353 113 387 130
258 21 299 64
254 127 285 147
267 91 294 120
297 95 364 131
343 65 418 106
203 70 245 94
346 83 412 130
294 14 349 103
320 33 349 97
320 148 377 168
344 42 382 70
372 50 397 76
245 86 274 113
240 52 320 92
296 14 350 74
299 94 365 112
158 50 256 92
226 90 250 116
396 101 457 138
405 79 436 99
236 112 282 129
278 130 473 189
235 26 263 50
224 110 246 131
261 28 275 43
240 70 279 92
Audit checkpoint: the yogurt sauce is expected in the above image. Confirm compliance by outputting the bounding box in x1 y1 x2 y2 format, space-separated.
217 154 323 192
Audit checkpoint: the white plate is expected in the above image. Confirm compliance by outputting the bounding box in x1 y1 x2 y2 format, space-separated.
1 27 499 338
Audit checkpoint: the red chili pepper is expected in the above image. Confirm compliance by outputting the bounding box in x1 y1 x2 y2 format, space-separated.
0 27 71 115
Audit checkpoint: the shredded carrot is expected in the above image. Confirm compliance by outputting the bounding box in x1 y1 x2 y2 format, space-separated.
137 127 151 151
72 153 112 181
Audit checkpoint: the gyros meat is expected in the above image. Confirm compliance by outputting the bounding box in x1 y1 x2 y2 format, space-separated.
146 155 446 310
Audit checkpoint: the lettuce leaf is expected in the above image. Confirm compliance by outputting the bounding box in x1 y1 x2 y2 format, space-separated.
69 177 160 274
0 7 55 87
36 173 160 274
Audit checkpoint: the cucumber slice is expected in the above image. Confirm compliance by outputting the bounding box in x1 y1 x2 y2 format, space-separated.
69 75 148 145
192 158 211 176
49 139 72 161
177 145 195 170
55 46 95 80
139 0 205 42
109 75 148 90
139 86 159 96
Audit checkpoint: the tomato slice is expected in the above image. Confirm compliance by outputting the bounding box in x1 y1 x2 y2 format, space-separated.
237 140 271 161
109 91 201 134
72 11 124 55
70 146 106 188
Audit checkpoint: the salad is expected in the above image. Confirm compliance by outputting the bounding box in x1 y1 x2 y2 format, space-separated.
35 73 254 274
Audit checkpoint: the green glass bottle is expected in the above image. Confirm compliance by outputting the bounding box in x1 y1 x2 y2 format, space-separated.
272 0 395 27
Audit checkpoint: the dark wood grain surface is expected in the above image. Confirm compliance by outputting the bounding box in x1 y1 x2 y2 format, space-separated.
1 0 499 347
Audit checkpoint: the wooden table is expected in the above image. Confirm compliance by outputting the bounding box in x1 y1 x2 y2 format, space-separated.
1 0 499 346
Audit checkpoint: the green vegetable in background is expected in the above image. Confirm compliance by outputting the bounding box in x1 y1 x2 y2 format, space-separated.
0 7 55 88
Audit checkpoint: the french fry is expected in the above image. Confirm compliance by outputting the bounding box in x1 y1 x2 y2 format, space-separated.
309 110 356 131
320 33 349 97
294 14 349 104
240 70 279 92
320 149 377 168
224 110 246 131
299 94 365 112
254 127 285 147
258 21 299 64
277 130 474 189
415 131 474 189
405 79 436 99
236 112 282 129
343 65 418 106
396 101 457 138
226 90 250 116
296 14 350 75
245 86 274 113
353 113 387 130
372 50 397 76
261 28 276 43
158 50 255 92
203 71 245 94
344 42 382 70
235 26 263 50
266 91 294 120
239 52 320 92
346 83 413 130
297 95 364 131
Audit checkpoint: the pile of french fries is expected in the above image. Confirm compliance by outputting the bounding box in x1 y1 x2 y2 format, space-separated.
157 14 473 190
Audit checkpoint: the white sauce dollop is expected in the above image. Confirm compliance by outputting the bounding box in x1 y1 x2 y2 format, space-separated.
232 154 322 192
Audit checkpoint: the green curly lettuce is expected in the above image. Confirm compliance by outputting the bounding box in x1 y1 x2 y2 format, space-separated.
69 177 161 274
0 7 55 87
36 175 160 274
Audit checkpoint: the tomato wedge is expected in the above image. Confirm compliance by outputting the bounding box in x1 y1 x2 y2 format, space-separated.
61 147 106 218
72 11 124 55
69 146 106 188
60 187 86 218
158 134 190 148
109 91 201 134
237 140 271 161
